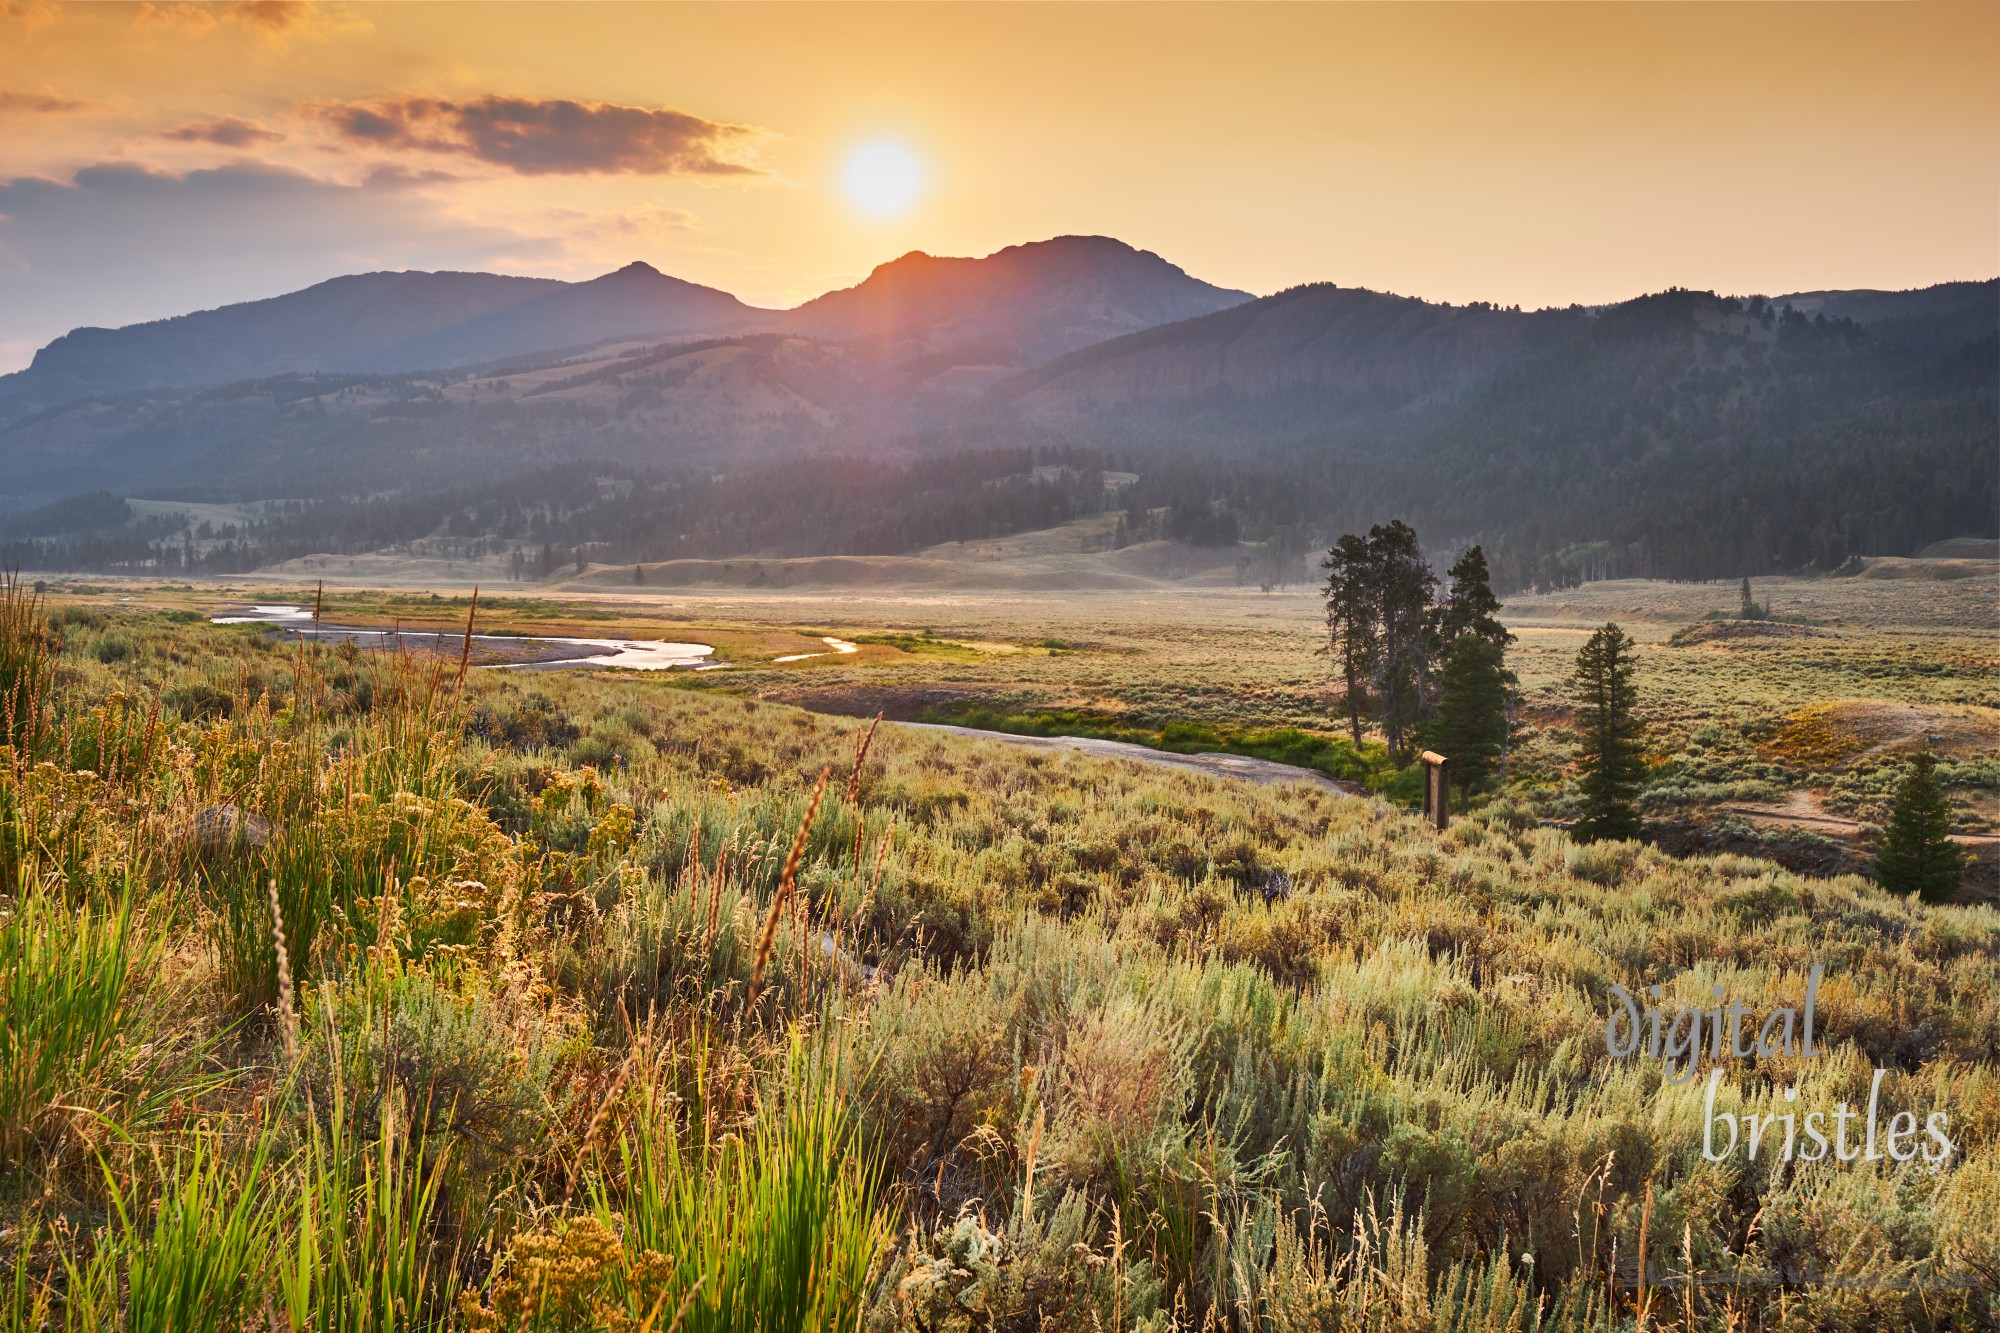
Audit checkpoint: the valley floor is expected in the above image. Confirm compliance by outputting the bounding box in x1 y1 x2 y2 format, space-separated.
6 559 1998 1328
73 549 2000 896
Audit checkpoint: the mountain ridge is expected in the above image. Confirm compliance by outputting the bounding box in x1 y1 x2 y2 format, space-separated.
772 235 1254 365
0 234 1256 420
989 282 1589 433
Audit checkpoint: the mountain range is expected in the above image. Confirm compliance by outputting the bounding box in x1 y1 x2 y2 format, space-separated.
0 236 1249 419
0 235 1992 585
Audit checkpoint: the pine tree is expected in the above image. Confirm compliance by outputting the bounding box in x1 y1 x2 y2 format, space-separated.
1321 533 1378 748
1422 633 1512 792
1433 545 1512 650
1572 623 1645 841
1874 752 1963 902
1365 521 1436 762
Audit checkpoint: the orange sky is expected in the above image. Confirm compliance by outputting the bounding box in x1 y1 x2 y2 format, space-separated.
1 0 1995 371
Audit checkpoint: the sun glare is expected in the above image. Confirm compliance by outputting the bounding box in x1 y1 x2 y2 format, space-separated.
842 141 923 216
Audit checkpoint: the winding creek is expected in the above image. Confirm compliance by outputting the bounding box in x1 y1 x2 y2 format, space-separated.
773 635 862 663
211 605 717 671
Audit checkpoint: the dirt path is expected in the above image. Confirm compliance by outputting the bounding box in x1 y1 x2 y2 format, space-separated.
1720 791 2000 847
898 722 1363 795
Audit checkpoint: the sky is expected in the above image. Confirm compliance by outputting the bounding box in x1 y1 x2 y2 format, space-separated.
1 0 1996 373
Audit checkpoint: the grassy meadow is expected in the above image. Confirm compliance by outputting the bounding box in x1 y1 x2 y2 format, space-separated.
3 563 1998 1329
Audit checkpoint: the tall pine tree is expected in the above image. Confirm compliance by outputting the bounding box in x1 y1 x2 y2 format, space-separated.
1422 545 1514 791
1572 623 1644 841
1433 545 1511 650
1365 521 1436 762
1422 634 1512 791
1874 752 1963 902
1321 533 1378 748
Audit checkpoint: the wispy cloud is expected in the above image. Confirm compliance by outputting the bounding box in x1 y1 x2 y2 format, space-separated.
233 0 305 35
0 0 60 34
0 89 92 115
161 115 284 146
321 95 766 177
131 1 364 46
132 3 220 33
135 1 301 35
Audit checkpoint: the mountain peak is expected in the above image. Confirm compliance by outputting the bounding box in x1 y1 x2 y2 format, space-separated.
865 251 939 278
1016 234 1138 254
783 235 1253 363
609 260 664 278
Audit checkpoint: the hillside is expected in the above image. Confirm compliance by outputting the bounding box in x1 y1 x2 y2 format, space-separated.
1003 284 1998 584
994 283 1587 432
1398 287 2000 581
1771 278 1997 355
990 279 1997 449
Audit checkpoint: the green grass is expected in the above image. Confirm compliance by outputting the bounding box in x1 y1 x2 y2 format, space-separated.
849 631 978 660
916 703 1401 786
66 1124 286 1333
0 880 153 1164
584 1035 885 1332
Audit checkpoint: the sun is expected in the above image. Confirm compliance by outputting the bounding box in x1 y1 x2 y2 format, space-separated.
842 141 923 216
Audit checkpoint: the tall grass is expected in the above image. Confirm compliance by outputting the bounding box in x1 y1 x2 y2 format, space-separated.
0 572 51 755
63 1125 286 1333
584 1034 888 1333
275 1081 460 1333
0 877 144 1165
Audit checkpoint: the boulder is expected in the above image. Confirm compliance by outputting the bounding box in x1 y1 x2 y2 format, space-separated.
188 804 275 855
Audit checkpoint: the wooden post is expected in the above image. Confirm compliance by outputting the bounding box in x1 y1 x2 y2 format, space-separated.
1420 750 1449 830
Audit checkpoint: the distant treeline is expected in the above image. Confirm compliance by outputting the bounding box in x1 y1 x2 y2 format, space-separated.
8 408 1992 590
2 449 1120 577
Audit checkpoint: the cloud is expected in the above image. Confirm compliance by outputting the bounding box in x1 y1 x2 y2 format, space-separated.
505 203 700 259
132 2 218 32
132 1 360 45
0 159 559 368
161 116 284 146
233 0 304 34
0 89 90 115
0 0 60 33
134 1 303 33
321 95 765 177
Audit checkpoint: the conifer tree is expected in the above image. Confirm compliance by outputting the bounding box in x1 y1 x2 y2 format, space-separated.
1874 752 1963 902
1365 521 1435 762
1738 577 1764 620
1434 545 1511 650
1321 533 1377 748
1572 623 1644 841
1423 634 1512 791
1423 545 1515 791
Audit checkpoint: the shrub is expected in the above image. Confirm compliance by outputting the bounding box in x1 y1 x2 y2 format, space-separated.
90 631 135 664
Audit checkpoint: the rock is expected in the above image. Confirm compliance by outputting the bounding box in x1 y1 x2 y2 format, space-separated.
189 804 275 855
